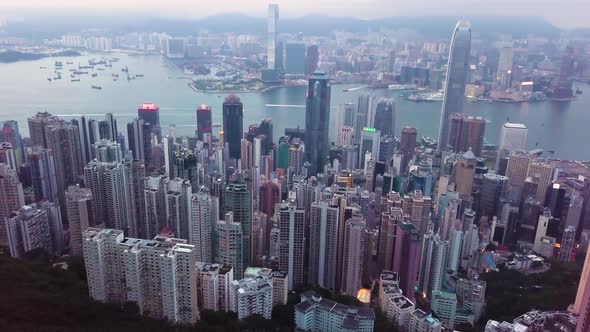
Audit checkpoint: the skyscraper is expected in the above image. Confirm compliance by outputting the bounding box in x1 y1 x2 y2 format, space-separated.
196 104 213 141
223 178 251 270
497 122 528 170
496 46 514 81
400 127 417 175
28 146 58 203
437 21 471 151
478 173 509 217
308 199 340 291
304 71 331 176
267 4 279 70
285 43 306 75
360 127 381 167
0 163 25 247
305 45 319 76
574 245 590 332
374 98 396 137
65 185 93 256
455 149 477 196
460 116 486 156
218 212 244 279
222 95 244 160
165 178 192 241
418 232 448 299
278 201 305 290
6 204 57 258
2 120 23 166
124 159 145 238
393 221 422 302
137 102 160 141
342 216 367 296
191 187 218 262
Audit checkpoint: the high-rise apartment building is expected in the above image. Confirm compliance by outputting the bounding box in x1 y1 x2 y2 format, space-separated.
27 147 58 204
124 159 145 238
83 160 128 231
6 204 56 258
82 228 198 324
0 163 25 247
278 201 305 290
418 232 448 299
165 178 192 241
308 199 340 290
218 212 244 279
196 263 234 312
437 21 471 151
224 178 251 269
192 187 218 262
304 71 331 176
342 216 367 296
65 185 93 256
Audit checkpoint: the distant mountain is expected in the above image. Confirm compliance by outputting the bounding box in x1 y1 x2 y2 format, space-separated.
1 13 560 41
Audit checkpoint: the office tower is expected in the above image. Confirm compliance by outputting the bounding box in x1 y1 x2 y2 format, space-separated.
285 43 306 75
437 21 471 151
65 185 93 255
222 95 243 160
532 210 552 253
6 205 54 258
341 216 367 296
553 46 576 100
137 102 160 141
418 232 448 298
545 183 566 218
165 178 192 241
196 104 213 141
196 263 234 312
278 201 305 290
295 291 375 332
497 46 514 80
304 71 331 176
478 173 509 217
374 98 396 137
409 310 443 332
455 150 477 195
379 136 395 163
360 127 380 167
308 200 340 290
171 148 199 192
338 126 355 146
230 276 273 319
448 113 464 153
408 160 434 197
83 228 198 324
559 225 575 262
27 112 61 148
400 127 417 175
127 118 150 164
496 122 528 170
459 116 486 156
2 120 23 166
305 45 319 76
84 161 128 231
356 94 375 135
191 187 218 262
393 222 422 301
0 142 17 170
267 4 279 70
218 212 244 279
259 180 280 217
527 161 555 205
27 147 58 203
505 151 531 188
46 123 84 218
124 159 145 238
224 178 251 269
0 164 25 247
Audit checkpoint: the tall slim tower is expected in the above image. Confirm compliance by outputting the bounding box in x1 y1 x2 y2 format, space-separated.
224 178 251 269
222 95 244 160
308 200 340 291
304 71 331 176
192 187 218 262
218 212 244 279
65 185 93 256
278 201 305 290
137 103 161 141
0 164 25 247
267 4 279 70
341 216 367 296
196 104 213 141
28 147 59 204
437 21 471 151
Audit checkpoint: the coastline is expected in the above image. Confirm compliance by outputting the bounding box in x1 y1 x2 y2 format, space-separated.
187 81 304 94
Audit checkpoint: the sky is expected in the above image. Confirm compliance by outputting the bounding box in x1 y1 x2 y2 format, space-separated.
1 0 589 28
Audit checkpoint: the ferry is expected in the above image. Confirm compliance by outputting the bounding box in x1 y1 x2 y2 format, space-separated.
112 74 119 78
47 78 52 82
71 79 80 82
91 85 102 90
40 66 48 69
122 66 129 73
66 61 73 65
97 68 105 71
388 83 417 91
92 73 98 77
136 74 144 78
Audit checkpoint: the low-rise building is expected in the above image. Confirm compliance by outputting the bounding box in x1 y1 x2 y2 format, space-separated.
408 309 442 332
388 295 414 331
229 275 273 319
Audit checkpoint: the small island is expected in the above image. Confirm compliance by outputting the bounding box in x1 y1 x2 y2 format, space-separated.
0 50 81 63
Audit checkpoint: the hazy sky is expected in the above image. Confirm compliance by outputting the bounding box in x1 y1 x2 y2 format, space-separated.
1 0 589 28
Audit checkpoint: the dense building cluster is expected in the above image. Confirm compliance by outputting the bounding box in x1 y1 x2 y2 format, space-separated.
3 5 590 332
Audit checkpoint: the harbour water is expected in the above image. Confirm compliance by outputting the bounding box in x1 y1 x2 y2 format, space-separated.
1 52 589 161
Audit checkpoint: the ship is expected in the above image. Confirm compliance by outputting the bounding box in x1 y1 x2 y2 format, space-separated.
92 73 98 77
135 74 144 77
40 66 48 69
576 88 583 95
112 74 119 78
71 79 80 82
388 83 417 91
47 78 52 82
66 61 73 65
122 66 129 73
91 85 102 90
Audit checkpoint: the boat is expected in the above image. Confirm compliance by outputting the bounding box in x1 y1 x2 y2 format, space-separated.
66 61 73 65
92 73 98 77
136 74 144 77
53 75 62 80
73 71 88 75
47 78 52 82
122 66 128 73
388 83 417 91
91 85 102 90
97 68 105 71
113 79 118 81
112 74 119 78
425 93 444 101
576 88 583 95
109 57 120 62
40 66 48 69
70 74 75 78
55 61 63 67
71 79 80 82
